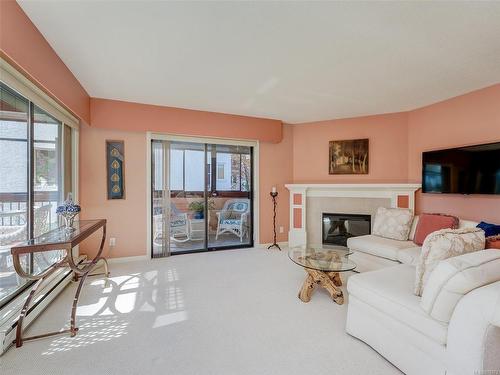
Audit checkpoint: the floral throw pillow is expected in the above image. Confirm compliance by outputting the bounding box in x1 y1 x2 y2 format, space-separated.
414 227 485 296
372 207 414 241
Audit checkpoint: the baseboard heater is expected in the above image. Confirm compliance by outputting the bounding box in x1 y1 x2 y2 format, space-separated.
0 256 85 355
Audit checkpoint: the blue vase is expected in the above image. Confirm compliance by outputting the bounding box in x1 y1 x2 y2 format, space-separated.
194 211 204 219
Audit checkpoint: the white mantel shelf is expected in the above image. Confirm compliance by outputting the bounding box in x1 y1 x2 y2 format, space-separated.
285 183 421 191
284 183 421 247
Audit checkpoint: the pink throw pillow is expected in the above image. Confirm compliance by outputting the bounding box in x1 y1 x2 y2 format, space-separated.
413 213 459 245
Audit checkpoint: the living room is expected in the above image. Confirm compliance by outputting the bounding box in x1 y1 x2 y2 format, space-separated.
0 1 499 375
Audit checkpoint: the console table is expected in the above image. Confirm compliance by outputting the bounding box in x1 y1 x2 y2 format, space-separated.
10 219 109 348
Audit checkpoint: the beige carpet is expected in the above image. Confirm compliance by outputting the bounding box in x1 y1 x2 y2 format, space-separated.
0 248 401 375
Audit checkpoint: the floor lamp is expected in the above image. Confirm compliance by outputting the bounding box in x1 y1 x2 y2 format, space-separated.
268 187 281 251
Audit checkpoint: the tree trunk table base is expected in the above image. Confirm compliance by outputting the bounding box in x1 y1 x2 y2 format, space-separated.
298 268 344 304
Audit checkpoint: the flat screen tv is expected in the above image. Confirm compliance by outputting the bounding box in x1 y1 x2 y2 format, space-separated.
422 142 500 195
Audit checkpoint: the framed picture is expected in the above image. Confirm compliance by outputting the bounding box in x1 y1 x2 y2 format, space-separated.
329 138 369 174
106 140 125 199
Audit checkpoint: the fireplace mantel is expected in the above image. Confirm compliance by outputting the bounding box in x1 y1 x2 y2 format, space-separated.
285 183 421 247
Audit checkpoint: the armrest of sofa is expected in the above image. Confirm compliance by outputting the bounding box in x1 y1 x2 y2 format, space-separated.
421 250 500 322
446 281 500 375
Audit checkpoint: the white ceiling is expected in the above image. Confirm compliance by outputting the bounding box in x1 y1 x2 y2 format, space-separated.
18 1 500 123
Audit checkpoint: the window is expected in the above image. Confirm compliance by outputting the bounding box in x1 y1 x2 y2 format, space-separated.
167 144 205 192
215 148 251 192
0 81 71 308
157 142 251 194
217 163 225 180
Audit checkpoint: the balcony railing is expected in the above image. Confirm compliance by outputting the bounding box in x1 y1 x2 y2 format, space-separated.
0 191 60 227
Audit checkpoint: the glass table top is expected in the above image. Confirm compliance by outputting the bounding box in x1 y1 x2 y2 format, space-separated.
15 220 104 247
288 244 357 272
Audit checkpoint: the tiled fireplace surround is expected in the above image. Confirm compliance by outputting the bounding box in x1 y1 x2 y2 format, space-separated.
285 184 421 248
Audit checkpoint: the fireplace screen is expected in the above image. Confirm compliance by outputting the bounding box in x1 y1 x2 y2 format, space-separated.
322 213 371 247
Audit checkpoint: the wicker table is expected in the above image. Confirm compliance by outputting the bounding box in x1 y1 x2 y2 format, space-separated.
10 219 109 348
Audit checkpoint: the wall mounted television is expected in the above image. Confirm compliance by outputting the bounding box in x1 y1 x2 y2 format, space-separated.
422 142 500 195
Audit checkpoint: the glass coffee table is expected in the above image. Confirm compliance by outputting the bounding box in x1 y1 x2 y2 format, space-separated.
288 245 356 305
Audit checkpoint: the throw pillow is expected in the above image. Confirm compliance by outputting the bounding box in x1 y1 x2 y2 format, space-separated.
420 249 500 323
477 221 500 237
486 235 500 249
372 207 414 241
413 213 459 245
414 227 485 296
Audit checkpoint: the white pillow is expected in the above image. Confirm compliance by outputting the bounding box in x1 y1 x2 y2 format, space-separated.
372 207 414 241
408 216 419 241
414 227 485 296
421 250 500 323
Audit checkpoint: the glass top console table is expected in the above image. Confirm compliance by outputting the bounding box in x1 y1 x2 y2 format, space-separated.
10 219 109 348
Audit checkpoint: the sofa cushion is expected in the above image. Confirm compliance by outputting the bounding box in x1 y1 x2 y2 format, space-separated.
414 227 485 296
372 207 414 241
413 213 459 245
347 234 416 261
421 250 500 323
347 264 449 345
349 250 400 273
397 246 422 266
458 219 479 229
407 217 476 241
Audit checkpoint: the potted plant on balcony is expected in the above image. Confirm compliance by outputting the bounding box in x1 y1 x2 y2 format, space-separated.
188 199 215 219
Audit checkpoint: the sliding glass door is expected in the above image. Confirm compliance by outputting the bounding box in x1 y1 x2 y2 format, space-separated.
0 83 30 305
206 144 252 249
151 140 253 257
152 141 207 256
0 82 69 307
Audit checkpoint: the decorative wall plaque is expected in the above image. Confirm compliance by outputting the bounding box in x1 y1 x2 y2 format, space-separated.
106 140 125 199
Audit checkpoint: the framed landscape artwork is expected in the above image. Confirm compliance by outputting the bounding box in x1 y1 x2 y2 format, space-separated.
329 138 369 174
106 140 125 199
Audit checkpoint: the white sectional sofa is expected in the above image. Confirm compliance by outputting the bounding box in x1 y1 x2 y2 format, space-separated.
348 217 479 272
345 216 500 375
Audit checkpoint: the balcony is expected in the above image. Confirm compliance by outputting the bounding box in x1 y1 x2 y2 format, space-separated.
0 190 60 305
152 195 252 255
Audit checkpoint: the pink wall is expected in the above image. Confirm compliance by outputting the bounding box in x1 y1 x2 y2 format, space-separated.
90 98 282 143
259 124 293 243
80 84 500 259
0 1 90 123
408 84 500 223
79 125 147 258
83 98 287 256
290 85 500 223
79 120 291 258
292 112 409 183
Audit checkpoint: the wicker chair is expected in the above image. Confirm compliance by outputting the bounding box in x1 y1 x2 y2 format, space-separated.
215 199 250 242
153 202 189 243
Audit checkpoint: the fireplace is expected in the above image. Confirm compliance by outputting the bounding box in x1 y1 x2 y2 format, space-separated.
322 213 371 247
